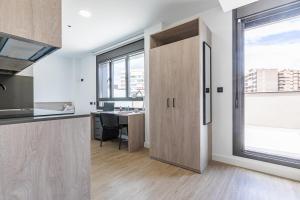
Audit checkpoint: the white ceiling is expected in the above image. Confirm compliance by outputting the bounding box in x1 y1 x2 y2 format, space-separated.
60 0 219 57
218 0 259 12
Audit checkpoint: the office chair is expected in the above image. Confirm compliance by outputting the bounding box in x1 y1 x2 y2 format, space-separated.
99 113 120 147
118 116 128 150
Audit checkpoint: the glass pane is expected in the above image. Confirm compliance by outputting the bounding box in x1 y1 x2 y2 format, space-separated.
0 38 44 60
244 16 300 160
204 44 211 124
112 58 126 98
98 62 110 98
128 53 145 98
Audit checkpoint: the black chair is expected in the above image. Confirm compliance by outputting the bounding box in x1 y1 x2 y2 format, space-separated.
118 116 128 150
99 113 120 147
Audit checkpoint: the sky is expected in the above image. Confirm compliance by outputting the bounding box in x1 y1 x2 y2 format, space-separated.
245 15 300 71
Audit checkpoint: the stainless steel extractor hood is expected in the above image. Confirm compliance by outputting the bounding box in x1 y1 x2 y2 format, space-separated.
0 34 58 75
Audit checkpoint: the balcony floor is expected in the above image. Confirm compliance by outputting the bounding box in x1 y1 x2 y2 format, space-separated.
245 125 300 159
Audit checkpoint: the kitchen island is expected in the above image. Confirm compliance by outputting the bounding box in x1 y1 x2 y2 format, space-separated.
0 114 91 200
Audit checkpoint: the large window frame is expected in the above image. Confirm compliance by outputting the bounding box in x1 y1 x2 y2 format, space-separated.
96 50 144 103
233 1 300 169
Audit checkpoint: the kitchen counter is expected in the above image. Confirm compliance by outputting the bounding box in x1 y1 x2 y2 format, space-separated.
0 114 91 200
0 112 90 126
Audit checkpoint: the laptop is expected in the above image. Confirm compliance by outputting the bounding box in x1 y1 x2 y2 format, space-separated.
103 102 115 111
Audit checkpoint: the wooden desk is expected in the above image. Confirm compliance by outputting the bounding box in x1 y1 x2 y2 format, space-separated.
90 111 145 152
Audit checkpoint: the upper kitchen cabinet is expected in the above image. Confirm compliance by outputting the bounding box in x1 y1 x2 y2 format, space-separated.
0 0 62 48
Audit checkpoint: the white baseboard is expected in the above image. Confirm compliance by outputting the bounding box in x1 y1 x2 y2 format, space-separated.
212 153 300 181
144 141 150 149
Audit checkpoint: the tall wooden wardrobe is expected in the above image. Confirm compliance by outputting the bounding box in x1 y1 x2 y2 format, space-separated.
149 18 212 173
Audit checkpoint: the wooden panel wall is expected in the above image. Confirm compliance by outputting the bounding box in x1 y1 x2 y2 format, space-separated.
128 114 145 152
0 117 90 200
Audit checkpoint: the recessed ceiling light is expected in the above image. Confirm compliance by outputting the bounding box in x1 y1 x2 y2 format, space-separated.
78 10 91 18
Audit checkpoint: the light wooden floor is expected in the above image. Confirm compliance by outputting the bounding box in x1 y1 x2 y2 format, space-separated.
91 140 300 200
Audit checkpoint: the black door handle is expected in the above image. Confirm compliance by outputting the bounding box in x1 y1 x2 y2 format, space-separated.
173 98 175 108
167 98 170 108
0 83 6 91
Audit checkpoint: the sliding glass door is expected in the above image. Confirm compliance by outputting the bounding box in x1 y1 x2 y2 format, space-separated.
233 2 300 168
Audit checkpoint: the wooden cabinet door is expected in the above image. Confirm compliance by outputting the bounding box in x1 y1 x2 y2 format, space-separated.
32 0 62 47
0 0 61 47
0 0 34 40
172 36 200 171
149 45 174 161
150 37 200 171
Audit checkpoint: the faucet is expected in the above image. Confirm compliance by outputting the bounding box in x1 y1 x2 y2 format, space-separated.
0 83 6 91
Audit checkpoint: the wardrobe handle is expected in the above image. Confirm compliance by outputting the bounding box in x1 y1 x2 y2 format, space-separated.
173 98 175 108
167 98 170 108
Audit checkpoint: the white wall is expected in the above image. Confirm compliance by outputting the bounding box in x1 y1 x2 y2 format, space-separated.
199 7 300 181
199 7 234 160
33 54 76 102
73 54 97 113
19 52 95 112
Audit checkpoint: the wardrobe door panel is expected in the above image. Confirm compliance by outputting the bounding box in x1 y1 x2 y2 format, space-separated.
162 41 183 164
149 46 173 161
173 36 200 171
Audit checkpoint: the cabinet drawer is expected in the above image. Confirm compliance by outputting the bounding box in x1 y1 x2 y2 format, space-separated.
95 128 101 134
94 128 102 140
94 117 100 122
94 117 101 128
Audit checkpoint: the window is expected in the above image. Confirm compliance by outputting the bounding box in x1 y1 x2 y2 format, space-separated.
112 58 126 98
96 39 144 108
233 1 300 168
97 51 144 105
98 62 110 98
129 53 145 97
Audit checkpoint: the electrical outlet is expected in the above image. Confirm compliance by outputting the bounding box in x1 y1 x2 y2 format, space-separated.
217 87 223 93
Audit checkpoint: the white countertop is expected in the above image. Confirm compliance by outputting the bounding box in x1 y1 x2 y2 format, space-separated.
91 110 145 116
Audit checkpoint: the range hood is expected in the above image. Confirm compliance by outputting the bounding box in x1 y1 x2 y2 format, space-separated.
0 34 58 75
